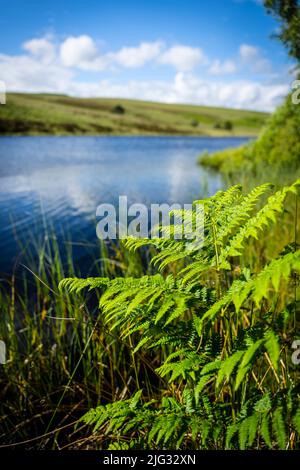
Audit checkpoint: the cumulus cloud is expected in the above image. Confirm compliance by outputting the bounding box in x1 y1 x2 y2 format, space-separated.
239 44 259 61
59 37 163 70
0 53 74 93
239 43 272 74
161 73 287 111
59 35 107 70
110 41 163 68
22 37 56 64
209 59 236 75
158 45 206 71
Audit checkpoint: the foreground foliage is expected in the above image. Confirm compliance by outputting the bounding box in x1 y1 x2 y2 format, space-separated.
61 180 300 449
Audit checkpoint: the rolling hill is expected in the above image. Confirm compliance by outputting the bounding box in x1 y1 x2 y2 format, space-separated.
0 93 269 136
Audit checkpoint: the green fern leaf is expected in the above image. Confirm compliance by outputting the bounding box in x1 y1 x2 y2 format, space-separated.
261 414 272 449
272 407 286 450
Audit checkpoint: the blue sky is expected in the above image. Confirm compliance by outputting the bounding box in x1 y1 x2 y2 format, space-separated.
0 0 296 110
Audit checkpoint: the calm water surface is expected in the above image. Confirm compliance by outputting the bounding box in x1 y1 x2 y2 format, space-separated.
0 136 250 273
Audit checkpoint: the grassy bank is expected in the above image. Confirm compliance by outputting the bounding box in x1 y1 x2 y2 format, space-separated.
199 94 300 188
0 93 268 136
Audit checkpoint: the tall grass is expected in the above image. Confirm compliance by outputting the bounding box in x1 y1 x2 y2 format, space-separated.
0 226 155 449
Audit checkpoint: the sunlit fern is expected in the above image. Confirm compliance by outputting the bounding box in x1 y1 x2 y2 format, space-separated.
60 179 300 449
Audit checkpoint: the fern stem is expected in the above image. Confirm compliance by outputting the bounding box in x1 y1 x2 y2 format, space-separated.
211 217 220 272
294 194 298 330
129 334 140 389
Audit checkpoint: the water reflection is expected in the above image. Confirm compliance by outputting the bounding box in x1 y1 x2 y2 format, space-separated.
0 136 250 272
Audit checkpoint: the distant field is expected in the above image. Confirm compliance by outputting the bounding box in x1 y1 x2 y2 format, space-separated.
0 93 269 136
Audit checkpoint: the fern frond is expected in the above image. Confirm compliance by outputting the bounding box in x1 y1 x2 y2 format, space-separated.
59 277 109 293
273 407 286 450
218 183 299 269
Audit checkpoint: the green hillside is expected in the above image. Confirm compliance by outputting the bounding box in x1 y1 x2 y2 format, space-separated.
0 93 269 136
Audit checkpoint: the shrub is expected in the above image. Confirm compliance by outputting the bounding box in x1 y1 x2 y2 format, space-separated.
224 120 233 131
112 104 125 115
213 121 233 131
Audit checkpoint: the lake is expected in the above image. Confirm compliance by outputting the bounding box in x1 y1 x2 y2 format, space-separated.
0 136 250 273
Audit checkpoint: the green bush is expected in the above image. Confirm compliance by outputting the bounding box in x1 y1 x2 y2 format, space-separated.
200 145 253 173
224 120 233 131
213 120 233 131
112 104 125 115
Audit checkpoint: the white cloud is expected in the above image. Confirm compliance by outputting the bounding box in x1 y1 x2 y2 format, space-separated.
59 35 106 70
239 43 272 74
22 37 56 64
166 72 287 111
158 45 206 71
0 53 74 93
240 44 259 61
111 41 163 68
59 37 163 70
209 59 236 75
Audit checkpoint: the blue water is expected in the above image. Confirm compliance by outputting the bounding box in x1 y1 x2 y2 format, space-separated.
0 136 250 273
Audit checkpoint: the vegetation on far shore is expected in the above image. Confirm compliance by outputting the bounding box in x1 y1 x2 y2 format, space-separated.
199 93 300 189
0 93 268 137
